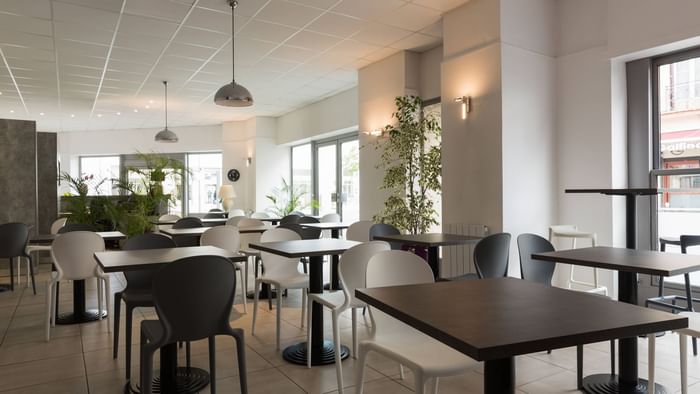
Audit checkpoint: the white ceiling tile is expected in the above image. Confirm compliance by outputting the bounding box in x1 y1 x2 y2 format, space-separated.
287 0 338 10
0 31 54 50
389 32 441 51
351 22 412 46
110 47 160 64
421 20 443 38
363 46 400 62
0 14 52 36
229 38 278 65
325 40 378 58
53 1 119 31
305 12 364 38
267 44 317 63
238 20 298 44
113 34 169 53
53 22 115 45
119 14 180 39
124 0 192 22
324 68 356 83
164 43 217 61
285 30 342 52
256 57 301 73
256 0 324 28
56 40 109 58
2 46 55 62
174 27 230 49
331 0 406 21
381 4 441 32
412 0 470 13
186 7 241 35
54 0 125 13
0 0 52 19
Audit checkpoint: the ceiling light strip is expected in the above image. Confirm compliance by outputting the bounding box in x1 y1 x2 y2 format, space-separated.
133 0 201 97
0 47 28 114
89 0 127 119
49 0 63 130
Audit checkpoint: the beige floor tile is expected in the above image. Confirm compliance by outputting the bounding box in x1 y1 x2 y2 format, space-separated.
0 335 82 365
200 367 305 394
277 356 386 394
0 353 85 391
0 376 88 394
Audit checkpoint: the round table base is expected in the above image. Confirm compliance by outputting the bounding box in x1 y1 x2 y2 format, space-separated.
124 367 210 394
583 374 669 394
56 309 107 325
283 341 349 366
0 284 12 293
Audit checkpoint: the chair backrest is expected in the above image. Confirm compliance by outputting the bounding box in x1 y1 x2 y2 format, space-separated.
51 231 105 280
159 214 181 222
50 218 68 234
320 213 341 223
290 211 305 216
203 212 227 219
173 217 203 229
279 223 321 240
152 255 236 341
58 223 96 233
473 232 511 279
517 233 555 286
259 228 302 277
229 208 246 217
339 241 391 308
369 223 401 250
122 233 177 289
298 216 320 224
200 225 241 253
208 208 223 212
0 223 30 258
680 235 700 253
250 212 270 219
238 218 265 249
346 221 374 242
226 216 246 227
280 214 302 225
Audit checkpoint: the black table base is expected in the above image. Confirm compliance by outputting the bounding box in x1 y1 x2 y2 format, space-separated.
282 340 349 366
124 367 210 394
484 357 514 394
583 374 668 394
56 309 107 324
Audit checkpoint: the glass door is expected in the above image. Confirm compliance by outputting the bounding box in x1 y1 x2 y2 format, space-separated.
340 139 360 223
311 135 359 221
315 142 338 216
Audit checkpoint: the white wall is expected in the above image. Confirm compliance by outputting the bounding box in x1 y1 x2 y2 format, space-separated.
419 46 443 100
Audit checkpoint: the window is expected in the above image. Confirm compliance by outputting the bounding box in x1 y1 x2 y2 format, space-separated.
422 99 443 232
79 156 120 195
291 144 313 215
187 153 223 214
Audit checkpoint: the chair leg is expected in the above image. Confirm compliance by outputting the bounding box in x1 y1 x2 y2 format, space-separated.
355 346 368 394
97 278 103 321
186 341 191 370
125 304 134 381
239 269 247 313
301 288 306 328
27 256 36 295
276 285 282 350
430 377 439 394
104 277 111 332
268 286 273 311
51 281 58 327
610 340 615 375
648 333 655 394
683 274 697 356
332 310 344 394
576 344 583 390
252 280 260 335
414 370 425 394
208 336 216 394
113 293 122 360
140 334 154 394
230 327 248 394
351 308 357 359
9 257 14 291
399 364 405 380
681 333 688 394
45 281 53 341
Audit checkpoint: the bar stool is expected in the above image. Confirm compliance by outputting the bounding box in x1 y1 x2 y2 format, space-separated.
549 225 607 295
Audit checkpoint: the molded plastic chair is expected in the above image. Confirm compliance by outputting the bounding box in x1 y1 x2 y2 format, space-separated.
209 208 223 212
369 223 402 250
280 214 302 225
47 232 109 341
356 250 474 394
252 228 307 349
279 219 321 274
172 217 203 247
58 223 97 233
157 214 180 232
237 218 266 303
290 211 305 216
23 218 68 288
200 226 247 313
112 233 176 382
226 216 246 227
306 241 391 393
251 212 270 219
320 213 341 223
474 232 511 278
139 256 248 394
347 221 374 242
549 225 607 295
203 212 227 219
649 311 700 394
0 223 35 294
229 208 246 217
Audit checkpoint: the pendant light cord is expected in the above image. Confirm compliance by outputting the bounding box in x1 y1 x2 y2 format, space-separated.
163 80 168 128
231 1 236 84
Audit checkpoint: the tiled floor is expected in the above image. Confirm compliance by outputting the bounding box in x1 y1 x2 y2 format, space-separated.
2 262 700 393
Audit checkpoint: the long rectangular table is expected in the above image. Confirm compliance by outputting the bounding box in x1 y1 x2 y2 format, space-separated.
533 246 700 393
160 225 272 239
357 278 687 394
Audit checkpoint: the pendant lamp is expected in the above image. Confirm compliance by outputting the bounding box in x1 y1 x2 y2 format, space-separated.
214 0 253 107
155 81 178 143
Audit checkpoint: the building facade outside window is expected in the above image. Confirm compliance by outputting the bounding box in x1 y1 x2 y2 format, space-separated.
78 156 120 195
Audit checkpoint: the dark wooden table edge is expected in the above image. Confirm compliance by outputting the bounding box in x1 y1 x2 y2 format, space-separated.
94 252 248 273
249 243 351 258
372 235 482 247
565 188 659 196
532 252 700 277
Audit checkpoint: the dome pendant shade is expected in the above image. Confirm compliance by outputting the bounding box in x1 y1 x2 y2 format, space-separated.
155 127 178 142
214 81 253 107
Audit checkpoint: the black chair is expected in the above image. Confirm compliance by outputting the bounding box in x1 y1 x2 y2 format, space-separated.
203 212 227 219
139 255 248 394
369 223 402 250
113 233 177 383
289 211 305 216
517 233 616 389
473 232 511 278
209 208 224 212
279 214 302 225
172 217 203 247
58 223 97 233
0 223 35 294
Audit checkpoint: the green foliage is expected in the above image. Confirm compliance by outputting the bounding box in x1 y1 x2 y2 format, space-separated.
266 178 319 217
372 95 442 234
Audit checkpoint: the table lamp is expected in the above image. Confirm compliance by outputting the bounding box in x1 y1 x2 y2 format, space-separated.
219 184 237 212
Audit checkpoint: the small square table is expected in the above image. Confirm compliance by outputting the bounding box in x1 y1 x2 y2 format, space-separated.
160 225 272 243
249 238 360 366
371 233 482 279
149 217 228 227
299 222 351 289
357 278 687 394
533 246 700 393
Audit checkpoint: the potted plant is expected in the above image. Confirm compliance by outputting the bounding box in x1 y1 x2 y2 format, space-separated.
373 95 442 237
266 178 318 216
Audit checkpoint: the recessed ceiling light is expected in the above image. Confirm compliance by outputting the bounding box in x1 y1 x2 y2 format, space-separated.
97 114 102 118
145 105 150 109
70 114 75 118
0 91 3 95
133 108 138 113
9 109 14 113
149 100 153 104
39 112 45 116
116 112 121 115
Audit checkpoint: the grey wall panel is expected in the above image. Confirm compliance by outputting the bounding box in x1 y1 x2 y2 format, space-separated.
0 119 37 230
37 132 57 234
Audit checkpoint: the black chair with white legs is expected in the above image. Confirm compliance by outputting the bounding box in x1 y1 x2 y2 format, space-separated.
139 255 247 394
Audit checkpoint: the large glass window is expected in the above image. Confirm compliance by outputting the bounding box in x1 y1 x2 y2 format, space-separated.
291 144 313 215
79 156 120 195
187 153 223 214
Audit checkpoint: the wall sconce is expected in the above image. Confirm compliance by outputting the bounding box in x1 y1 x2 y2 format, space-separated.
246 156 252 167
454 96 471 120
362 129 384 137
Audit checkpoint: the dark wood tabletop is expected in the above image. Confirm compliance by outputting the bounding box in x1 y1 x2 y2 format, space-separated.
149 218 228 225
160 225 272 237
356 278 687 361
565 188 659 196
249 239 361 258
94 245 246 273
30 231 127 244
372 233 482 247
298 222 350 230
533 246 700 276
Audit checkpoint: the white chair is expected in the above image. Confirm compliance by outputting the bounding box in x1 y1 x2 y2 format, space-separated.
200 226 247 313
47 232 110 341
251 212 270 219
320 213 342 238
648 312 700 394
356 250 475 394
549 225 607 295
252 228 308 349
229 208 246 217
157 214 180 232
20 217 67 288
346 221 374 242
226 216 246 227
306 241 390 393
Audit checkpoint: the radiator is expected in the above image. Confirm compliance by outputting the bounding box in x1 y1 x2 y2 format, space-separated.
441 224 489 278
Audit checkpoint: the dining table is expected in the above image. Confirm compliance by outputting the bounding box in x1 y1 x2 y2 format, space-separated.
95 245 246 394
149 217 228 227
160 225 272 241
533 246 700 393
371 233 482 279
356 278 687 394
29 231 127 325
299 222 350 289
249 238 360 365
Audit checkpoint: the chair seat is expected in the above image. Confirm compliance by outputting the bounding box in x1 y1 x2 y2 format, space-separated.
659 236 681 245
308 291 365 310
141 320 164 342
26 245 51 253
551 230 595 238
240 249 260 256
677 312 700 337
259 273 309 289
121 289 154 305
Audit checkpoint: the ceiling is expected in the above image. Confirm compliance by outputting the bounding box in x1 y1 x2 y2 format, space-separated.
0 0 468 132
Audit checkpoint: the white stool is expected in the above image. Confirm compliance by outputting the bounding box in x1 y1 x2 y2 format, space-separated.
549 225 607 295
648 311 700 394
